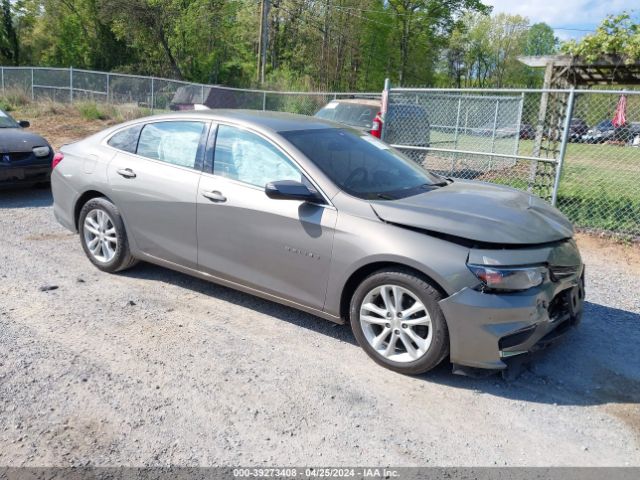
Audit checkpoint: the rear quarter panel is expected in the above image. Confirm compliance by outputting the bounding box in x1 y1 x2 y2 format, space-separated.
52 138 116 233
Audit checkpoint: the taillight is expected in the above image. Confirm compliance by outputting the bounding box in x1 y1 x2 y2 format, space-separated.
52 152 64 169
370 112 383 138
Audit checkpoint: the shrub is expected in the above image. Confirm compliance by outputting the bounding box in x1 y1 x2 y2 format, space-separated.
77 101 111 121
0 88 31 111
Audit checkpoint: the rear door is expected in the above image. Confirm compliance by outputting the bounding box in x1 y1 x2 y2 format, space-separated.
196 124 337 310
106 120 209 268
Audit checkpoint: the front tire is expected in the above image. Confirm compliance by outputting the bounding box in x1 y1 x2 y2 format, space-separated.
350 268 449 375
78 197 137 273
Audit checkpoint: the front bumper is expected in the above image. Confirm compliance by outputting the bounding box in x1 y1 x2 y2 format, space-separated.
439 265 584 371
0 164 51 187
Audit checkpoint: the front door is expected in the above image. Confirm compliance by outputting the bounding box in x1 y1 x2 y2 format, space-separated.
196 124 336 311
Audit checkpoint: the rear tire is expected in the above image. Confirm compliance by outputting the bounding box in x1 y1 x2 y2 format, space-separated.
350 268 449 375
78 197 137 273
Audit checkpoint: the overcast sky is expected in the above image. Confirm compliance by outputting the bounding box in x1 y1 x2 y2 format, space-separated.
483 0 633 40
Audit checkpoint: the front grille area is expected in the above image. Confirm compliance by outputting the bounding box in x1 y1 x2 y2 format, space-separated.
548 288 574 323
498 325 537 350
1 152 34 164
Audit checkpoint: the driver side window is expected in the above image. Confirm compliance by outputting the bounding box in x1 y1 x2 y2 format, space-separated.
213 125 302 188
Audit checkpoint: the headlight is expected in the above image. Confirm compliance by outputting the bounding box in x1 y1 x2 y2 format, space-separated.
32 146 51 157
467 264 547 292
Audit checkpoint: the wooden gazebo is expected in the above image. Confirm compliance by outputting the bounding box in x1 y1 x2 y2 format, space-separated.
517 54 640 198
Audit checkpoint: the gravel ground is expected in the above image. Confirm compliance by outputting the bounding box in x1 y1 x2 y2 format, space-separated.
1 187 639 467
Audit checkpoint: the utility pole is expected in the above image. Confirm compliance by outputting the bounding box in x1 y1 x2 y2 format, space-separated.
257 0 270 84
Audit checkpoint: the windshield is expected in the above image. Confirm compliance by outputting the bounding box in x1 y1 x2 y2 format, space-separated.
314 102 378 129
281 128 443 200
0 109 19 128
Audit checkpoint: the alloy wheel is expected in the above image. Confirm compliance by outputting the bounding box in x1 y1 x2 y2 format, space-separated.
359 284 433 363
83 209 118 263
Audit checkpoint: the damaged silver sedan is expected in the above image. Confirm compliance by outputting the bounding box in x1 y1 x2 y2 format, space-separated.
51 110 585 376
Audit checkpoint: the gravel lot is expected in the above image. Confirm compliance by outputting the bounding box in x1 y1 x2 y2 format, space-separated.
1 187 639 467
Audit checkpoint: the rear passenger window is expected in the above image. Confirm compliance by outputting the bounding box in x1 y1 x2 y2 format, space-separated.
137 121 206 169
107 125 142 153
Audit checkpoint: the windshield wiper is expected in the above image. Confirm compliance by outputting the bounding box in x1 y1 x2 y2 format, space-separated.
376 193 395 200
422 181 449 188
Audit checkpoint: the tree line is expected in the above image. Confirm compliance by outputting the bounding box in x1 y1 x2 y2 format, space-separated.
0 1 633 91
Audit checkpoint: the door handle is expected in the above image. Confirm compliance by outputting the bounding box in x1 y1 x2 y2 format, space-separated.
202 190 227 202
116 168 136 179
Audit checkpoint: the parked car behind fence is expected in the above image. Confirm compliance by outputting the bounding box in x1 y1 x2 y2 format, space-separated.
581 120 632 144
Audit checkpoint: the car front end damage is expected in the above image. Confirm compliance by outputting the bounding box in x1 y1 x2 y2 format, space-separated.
439 238 584 376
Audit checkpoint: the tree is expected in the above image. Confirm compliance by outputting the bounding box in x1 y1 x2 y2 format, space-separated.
562 12 640 63
525 23 557 56
13 0 131 70
387 0 488 85
0 0 19 65
440 13 556 88
3 0 494 90
519 22 557 87
100 0 185 78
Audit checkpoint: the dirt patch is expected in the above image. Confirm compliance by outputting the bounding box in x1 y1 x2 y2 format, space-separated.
10 102 145 151
575 232 640 276
24 112 117 151
606 404 640 441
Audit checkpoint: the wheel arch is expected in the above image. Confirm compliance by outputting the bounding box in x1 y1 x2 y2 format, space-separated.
74 190 114 230
339 261 449 323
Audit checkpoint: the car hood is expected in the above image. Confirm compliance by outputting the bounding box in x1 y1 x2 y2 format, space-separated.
370 180 574 245
0 128 50 152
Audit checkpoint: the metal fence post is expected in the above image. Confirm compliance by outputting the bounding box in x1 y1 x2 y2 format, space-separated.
106 73 110 103
451 96 462 173
489 98 500 169
551 88 576 207
201 85 205 104
69 66 73 102
513 92 525 161
151 77 155 112
30 68 34 100
1 67 4 92
381 78 391 141
262 91 267 111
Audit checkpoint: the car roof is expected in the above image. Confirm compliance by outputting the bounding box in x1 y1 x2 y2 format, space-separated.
145 109 341 133
324 98 381 107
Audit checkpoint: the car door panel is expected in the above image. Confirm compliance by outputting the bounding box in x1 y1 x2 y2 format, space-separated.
197 176 336 310
106 120 208 268
108 154 201 267
196 124 336 311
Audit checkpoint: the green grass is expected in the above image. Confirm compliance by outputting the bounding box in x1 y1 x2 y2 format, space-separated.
556 143 640 236
76 101 112 121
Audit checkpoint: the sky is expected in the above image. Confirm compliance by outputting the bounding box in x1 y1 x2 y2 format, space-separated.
483 0 634 40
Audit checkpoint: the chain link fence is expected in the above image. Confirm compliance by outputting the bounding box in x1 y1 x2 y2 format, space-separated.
558 91 640 236
0 66 378 116
1 67 638 238
384 87 640 238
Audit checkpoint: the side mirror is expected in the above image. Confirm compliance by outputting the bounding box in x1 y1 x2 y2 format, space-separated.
18 120 30 128
265 180 324 204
